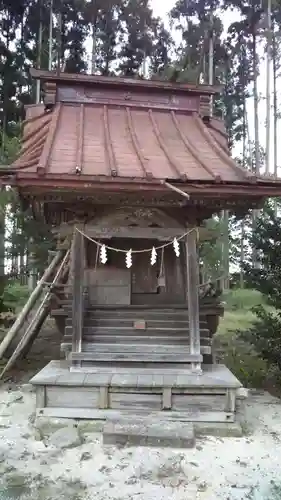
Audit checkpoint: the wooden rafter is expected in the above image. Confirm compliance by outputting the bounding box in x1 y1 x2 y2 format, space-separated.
37 103 62 174
193 114 256 181
148 108 188 181
171 111 221 182
126 107 152 179
75 104 84 175
103 105 118 177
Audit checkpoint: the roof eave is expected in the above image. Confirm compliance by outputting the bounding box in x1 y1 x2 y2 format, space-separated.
29 68 222 96
12 173 281 197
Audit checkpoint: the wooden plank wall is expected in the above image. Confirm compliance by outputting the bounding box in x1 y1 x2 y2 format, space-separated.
85 238 186 306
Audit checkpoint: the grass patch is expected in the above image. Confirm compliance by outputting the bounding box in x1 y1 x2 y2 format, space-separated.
217 288 274 338
215 288 277 389
217 310 256 337
223 288 265 312
215 333 268 388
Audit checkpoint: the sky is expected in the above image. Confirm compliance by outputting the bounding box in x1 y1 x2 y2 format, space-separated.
151 0 175 17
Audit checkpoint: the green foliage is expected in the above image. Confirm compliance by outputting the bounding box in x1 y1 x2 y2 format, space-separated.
0 281 30 327
216 333 268 388
216 288 276 388
230 202 281 375
0 134 21 165
1 282 30 312
245 201 281 308
223 288 265 311
239 306 281 371
199 218 223 281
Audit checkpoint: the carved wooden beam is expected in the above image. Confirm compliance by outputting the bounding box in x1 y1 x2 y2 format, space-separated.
53 223 220 241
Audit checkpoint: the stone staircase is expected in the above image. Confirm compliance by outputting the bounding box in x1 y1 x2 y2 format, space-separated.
60 306 213 365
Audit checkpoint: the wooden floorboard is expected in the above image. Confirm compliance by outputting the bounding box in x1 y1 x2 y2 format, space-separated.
30 361 242 389
71 351 203 363
36 407 235 423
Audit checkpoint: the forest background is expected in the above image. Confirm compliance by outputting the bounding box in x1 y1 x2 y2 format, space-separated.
1 0 281 387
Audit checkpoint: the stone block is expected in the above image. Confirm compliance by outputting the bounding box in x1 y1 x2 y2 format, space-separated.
47 426 83 449
103 418 195 449
194 421 243 438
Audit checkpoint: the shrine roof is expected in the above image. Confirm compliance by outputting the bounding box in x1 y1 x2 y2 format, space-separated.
12 101 246 183
3 69 281 199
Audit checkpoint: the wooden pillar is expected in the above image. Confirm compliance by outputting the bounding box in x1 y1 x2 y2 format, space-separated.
72 230 85 362
185 228 202 373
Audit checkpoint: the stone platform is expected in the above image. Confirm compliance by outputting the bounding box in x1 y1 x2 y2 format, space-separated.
30 360 243 426
103 418 195 448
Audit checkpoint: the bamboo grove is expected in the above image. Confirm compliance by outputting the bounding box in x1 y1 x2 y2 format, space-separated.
1 0 281 310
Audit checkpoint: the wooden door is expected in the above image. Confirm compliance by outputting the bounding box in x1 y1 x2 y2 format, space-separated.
131 252 158 294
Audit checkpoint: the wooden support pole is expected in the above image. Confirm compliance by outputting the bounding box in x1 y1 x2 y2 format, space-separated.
20 303 50 359
0 250 69 379
0 250 64 360
71 230 85 362
185 228 202 372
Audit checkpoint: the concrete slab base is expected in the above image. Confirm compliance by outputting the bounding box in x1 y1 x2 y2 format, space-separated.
103 418 195 448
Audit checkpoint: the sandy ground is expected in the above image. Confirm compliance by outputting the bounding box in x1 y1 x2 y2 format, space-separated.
1 325 281 499
1 385 281 500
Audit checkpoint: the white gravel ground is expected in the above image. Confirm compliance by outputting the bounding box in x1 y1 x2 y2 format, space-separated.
1 384 281 500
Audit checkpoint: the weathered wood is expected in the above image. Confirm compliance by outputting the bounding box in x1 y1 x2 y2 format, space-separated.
162 388 172 409
0 250 64 359
31 360 242 388
36 406 235 423
71 230 85 356
71 351 202 363
36 386 46 408
108 392 162 411
20 303 50 359
225 389 236 412
82 304 223 314
62 342 212 355
99 387 109 409
0 250 70 379
55 224 220 241
79 344 200 354
68 334 211 345
172 394 226 412
185 229 202 370
46 386 100 408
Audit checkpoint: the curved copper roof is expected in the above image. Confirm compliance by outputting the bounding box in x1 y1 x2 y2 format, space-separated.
12 102 253 184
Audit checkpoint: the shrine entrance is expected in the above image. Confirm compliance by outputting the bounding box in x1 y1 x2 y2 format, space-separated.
84 208 187 307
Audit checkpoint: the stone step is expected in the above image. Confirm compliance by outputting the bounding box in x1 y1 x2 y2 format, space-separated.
102 418 195 448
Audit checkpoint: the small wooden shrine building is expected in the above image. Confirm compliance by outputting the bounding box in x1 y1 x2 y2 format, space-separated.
2 68 281 425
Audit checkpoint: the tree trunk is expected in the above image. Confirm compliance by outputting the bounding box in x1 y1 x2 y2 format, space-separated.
273 28 278 215
240 89 247 289
0 187 5 311
90 1 97 75
265 0 272 176
36 0 43 103
252 23 260 268
48 0 53 71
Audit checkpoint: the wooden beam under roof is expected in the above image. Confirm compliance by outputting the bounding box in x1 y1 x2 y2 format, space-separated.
53 223 221 241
